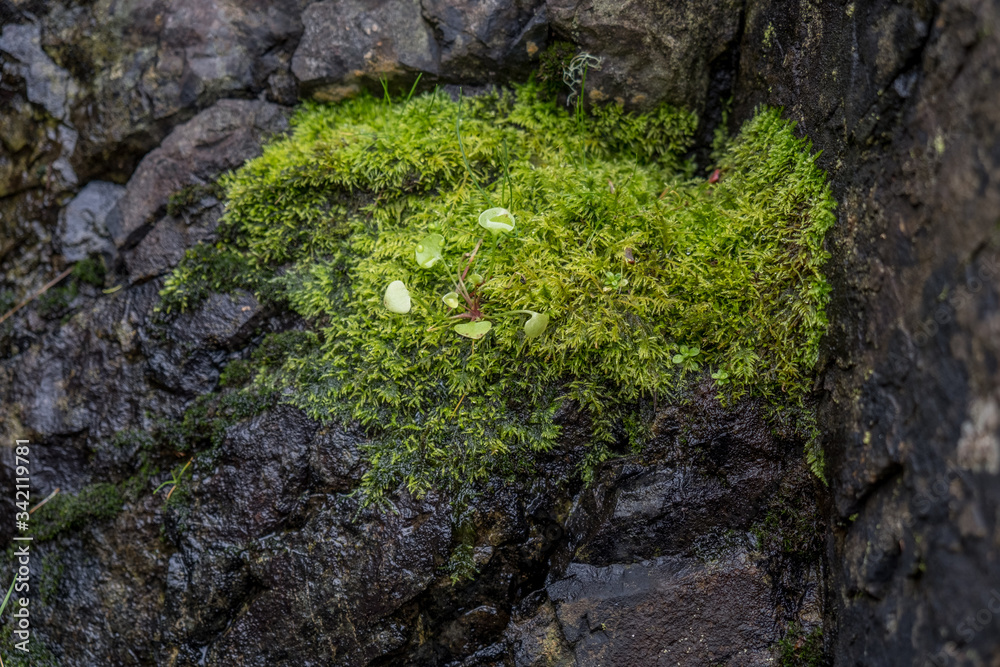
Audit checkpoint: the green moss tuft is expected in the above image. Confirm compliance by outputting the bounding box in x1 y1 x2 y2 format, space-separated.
31 483 123 542
71 256 106 287
162 83 835 502
166 182 225 218
776 623 826 666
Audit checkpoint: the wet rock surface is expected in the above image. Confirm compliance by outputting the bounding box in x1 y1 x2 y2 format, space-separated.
0 0 998 665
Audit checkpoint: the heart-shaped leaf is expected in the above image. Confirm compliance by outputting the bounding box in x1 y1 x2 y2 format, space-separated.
415 233 444 268
454 320 492 339
442 291 460 309
468 272 484 286
384 280 411 314
672 354 685 364
523 311 549 339
478 207 515 233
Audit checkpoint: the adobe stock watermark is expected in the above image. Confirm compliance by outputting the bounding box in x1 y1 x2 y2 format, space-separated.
7 439 33 654
926 588 1000 666
889 248 1000 373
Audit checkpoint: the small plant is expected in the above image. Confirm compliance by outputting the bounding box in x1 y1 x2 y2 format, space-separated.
392 206 550 343
72 256 106 287
776 623 825 666
154 458 193 501
563 52 602 109
602 271 628 291
711 369 730 385
672 345 701 373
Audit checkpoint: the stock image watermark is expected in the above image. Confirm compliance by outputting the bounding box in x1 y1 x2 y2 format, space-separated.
926 588 1000 666
4 439 33 655
889 248 1000 372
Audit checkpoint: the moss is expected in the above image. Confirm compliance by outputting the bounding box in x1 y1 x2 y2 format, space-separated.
751 466 824 561
444 543 478 585
776 624 826 666
0 624 59 666
31 483 123 542
71 256 106 287
35 283 77 320
38 550 64 606
161 82 835 504
159 243 257 314
166 182 225 218
537 41 578 95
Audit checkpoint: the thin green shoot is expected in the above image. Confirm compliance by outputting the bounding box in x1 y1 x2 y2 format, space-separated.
0 577 16 617
405 73 424 102
455 93 491 204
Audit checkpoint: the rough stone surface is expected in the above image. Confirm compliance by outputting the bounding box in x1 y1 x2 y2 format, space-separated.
107 98 290 281
291 0 547 100
0 21 77 120
727 0 1000 664
56 180 125 262
546 0 743 111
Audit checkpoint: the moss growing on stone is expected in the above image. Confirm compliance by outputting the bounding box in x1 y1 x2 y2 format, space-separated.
161 82 835 502
31 482 123 542
776 623 826 666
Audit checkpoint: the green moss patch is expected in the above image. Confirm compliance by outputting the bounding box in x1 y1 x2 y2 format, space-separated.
161 82 834 502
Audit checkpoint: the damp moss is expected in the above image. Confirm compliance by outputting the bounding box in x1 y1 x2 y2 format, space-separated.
776 623 826 666
0 624 59 666
31 483 123 542
160 81 835 503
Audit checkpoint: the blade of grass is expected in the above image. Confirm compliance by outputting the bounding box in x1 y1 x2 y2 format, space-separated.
0 577 16 617
404 72 423 102
455 92 490 205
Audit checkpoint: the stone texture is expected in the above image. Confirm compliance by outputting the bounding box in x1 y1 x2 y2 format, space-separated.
0 21 77 120
728 0 1000 664
292 0 439 101
548 554 777 665
104 98 290 281
546 0 743 110
291 0 548 100
56 180 125 262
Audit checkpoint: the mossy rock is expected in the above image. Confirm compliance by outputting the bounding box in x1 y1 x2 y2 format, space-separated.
160 81 835 503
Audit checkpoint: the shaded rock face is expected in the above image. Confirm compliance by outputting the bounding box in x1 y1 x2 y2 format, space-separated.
725 1 1000 664
1 0 998 666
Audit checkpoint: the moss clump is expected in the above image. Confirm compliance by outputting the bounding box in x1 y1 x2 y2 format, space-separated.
161 82 834 503
166 182 225 218
71 256 106 287
0 624 59 666
31 483 123 542
776 624 826 666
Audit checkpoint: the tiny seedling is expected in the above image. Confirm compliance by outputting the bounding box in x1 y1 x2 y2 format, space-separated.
672 345 701 372
415 233 444 268
711 369 730 385
602 271 629 291
154 458 193 501
478 207 515 233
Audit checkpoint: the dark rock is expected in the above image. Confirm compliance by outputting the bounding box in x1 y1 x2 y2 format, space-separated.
546 0 743 110
548 553 778 665
421 0 548 81
728 0 1000 663
291 0 440 101
106 98 290 264
56 180 125 262
291 0 547 100
0 21 76 120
